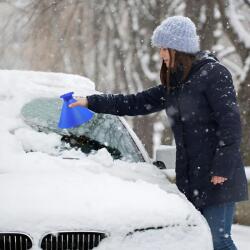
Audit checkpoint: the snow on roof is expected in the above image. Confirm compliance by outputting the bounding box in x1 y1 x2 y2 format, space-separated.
0 69 97 126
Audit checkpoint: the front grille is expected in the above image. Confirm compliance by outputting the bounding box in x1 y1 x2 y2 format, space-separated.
41 232 107 250
0 233 32 250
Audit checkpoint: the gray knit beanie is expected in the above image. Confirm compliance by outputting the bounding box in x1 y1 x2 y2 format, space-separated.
151 16 200 54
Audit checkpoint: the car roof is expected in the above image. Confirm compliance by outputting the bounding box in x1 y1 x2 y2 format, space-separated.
0 69 98 99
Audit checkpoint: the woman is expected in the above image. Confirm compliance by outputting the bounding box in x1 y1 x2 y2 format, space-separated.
70 16 248 249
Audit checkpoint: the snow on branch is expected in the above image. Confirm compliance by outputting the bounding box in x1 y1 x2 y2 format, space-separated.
140 53 158 81
222 58 245 77
239 55 250 83
243 0 250 7
217 46 235 58
226 0 250 48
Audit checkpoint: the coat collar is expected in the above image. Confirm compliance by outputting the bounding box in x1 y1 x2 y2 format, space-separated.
190 50 219 74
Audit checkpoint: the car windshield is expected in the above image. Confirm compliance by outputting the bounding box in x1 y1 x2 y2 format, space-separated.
21 98 145 162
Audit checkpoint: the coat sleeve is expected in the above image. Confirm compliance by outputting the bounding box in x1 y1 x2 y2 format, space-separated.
86 85 167 116
204 63 242 179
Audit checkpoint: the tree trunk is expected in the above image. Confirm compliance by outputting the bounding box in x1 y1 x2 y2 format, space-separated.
185 0 218 51
238 69 250 165
161 126 173 145
133 116 155 157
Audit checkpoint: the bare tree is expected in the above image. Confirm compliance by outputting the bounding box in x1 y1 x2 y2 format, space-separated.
103 0 179 156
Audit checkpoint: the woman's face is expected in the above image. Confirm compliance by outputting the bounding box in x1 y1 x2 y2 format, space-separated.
159 48 175 68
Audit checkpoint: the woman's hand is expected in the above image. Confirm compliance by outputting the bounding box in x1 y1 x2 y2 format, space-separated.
211 176 228 185
69 97 88 108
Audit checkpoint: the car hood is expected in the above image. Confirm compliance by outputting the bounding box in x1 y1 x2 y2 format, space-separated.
0 148 198 233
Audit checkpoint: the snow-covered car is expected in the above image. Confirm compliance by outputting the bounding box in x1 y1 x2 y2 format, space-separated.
0 70 213 250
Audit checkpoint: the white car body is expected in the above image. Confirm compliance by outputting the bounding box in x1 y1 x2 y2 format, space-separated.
0 70 213 250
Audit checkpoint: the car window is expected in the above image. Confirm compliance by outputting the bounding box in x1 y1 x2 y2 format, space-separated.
21 98 145 162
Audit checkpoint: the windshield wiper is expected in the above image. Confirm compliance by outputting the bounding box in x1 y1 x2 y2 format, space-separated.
61 134 122 159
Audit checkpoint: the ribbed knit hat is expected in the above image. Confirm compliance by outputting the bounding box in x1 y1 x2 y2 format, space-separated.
151 16 200 54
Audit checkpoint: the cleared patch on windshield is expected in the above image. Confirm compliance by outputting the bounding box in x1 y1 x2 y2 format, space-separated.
21 98 144 162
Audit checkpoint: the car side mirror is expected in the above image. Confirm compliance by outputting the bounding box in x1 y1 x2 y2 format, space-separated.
153 160 166 169
154 145 176 170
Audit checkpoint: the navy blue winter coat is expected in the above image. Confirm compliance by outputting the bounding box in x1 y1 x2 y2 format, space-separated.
87 51 248 209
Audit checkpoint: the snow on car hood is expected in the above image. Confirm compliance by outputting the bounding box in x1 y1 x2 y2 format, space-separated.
0 149 192 230
0 70 205 240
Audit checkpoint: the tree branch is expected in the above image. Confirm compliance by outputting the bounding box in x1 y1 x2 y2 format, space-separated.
216 0 249 61
243 0 250 7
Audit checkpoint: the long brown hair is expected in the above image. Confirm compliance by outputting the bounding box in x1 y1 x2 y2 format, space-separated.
160 49 195 91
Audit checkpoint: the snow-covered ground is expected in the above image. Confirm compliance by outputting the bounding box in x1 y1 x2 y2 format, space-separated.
232 224 250 250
